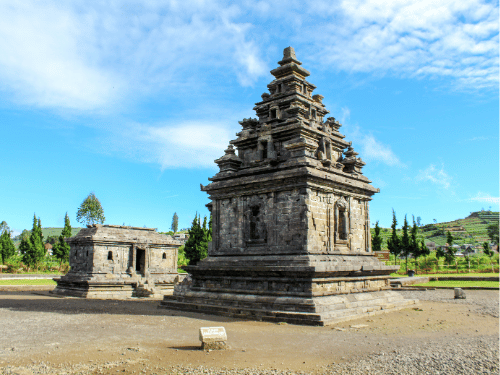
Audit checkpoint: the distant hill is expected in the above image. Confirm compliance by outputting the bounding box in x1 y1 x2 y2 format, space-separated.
371 210 499 250
41 227 83 239
13 227 83 247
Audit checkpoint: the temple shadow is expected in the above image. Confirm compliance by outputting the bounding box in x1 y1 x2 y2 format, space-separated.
169 346 201 351
0 290 241 322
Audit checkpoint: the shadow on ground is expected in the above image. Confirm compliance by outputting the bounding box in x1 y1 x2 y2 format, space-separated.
0 291 239 322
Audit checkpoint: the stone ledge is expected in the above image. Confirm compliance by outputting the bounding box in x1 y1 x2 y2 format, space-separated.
159 290 418 326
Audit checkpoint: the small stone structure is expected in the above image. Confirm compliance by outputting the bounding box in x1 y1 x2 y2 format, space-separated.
160 47 417 325
454 288 466 299
199 327 227 350
52 225 182 299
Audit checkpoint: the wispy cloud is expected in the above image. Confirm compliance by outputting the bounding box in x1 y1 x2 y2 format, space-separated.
0 1 268 112
469 136 491 141
360 134 403 167
340 107 404 167
0 2 123 111
468 192 500 205
299 0 499 90
416 164 453 189
0 0 496 113
98 121 233 170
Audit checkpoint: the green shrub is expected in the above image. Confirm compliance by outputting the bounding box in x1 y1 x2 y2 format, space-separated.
177 245 188 268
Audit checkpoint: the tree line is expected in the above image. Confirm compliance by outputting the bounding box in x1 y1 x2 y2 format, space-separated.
0 192 106 269
372 209 499 273
372 209 430 271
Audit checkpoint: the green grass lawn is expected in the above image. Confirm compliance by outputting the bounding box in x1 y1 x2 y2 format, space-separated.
0 271 65 275
414 280 499 288
391 272 499 278
0 279 57 285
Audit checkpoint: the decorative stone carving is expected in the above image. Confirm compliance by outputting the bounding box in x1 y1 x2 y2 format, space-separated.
245 196 267 244
160 47 418 325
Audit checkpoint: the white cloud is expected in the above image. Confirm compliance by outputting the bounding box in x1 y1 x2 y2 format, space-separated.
100 121 233 170
339 106 403 167
0 0 496 112
0 1 268 111
298 0 499 90
469 192 500 205
0 2 123 111
360 134 403 167
416 164 453 189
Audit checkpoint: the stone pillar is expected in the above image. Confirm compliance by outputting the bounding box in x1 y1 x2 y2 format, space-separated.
132 244 137 271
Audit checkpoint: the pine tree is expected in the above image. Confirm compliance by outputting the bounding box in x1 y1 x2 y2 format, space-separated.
483 242 492 257
435 246 445 261
52 235 70 262
487 224 499 245
407 216 420 273
20 214 46 267
200 215 209 259
76 192 105 226
0 221 10 234
52 212 72 262
387 209 401 264
400 215 411 272
371 221 383 251
0 229 16 264
62 212 72 238
18 234 31 263
184 214 208 266
409 216 420 257
37 217 43 244
444 231 456 264
419 239 430 257
171 212 179 233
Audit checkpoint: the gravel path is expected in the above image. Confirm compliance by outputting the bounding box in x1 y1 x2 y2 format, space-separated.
0 289 498 375
2 336 499 375
399 289 499 318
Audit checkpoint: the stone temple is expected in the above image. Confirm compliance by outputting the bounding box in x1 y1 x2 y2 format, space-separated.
160 47 417 325
52 225 182 299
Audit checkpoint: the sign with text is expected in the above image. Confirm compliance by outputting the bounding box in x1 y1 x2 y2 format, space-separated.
199 326 227 343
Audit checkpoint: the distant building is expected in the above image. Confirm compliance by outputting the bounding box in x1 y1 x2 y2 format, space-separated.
173 233 189 244
425 241 436 251
44 243 53 256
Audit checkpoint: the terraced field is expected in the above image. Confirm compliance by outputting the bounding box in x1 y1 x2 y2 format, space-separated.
372 211 499 250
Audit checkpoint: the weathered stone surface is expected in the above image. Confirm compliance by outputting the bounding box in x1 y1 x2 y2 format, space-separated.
454 288 466 299
202 341 227 350
160 47 417 324
52 225 182 299
199 327 227 350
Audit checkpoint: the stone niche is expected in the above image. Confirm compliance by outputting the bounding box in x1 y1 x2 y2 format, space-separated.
160 47 417 325
52 225 183 299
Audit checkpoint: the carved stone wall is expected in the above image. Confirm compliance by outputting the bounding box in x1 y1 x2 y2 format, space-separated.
211 189 307 256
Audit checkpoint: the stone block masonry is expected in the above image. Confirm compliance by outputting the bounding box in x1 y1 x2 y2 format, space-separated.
160 47 417 324
52 225 182 299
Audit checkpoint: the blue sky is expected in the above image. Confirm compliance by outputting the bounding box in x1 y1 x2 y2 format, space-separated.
0 0 498 235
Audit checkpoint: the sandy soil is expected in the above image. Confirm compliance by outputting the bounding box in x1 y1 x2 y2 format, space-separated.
0 288 498 374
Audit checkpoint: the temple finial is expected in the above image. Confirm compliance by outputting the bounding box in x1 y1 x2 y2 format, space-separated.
277 46 302 66
283 46 296 60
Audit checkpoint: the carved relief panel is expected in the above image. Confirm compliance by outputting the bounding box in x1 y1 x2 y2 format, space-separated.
244 195 267 245
335 196 349 245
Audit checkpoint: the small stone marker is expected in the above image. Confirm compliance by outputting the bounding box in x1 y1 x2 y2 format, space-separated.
350 324 369 329
199 327 227 350
454 288 466 299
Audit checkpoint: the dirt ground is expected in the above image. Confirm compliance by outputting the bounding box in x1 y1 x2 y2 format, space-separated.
0 287 498 374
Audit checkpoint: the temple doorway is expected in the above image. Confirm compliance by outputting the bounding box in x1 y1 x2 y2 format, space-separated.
136 249 146 276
